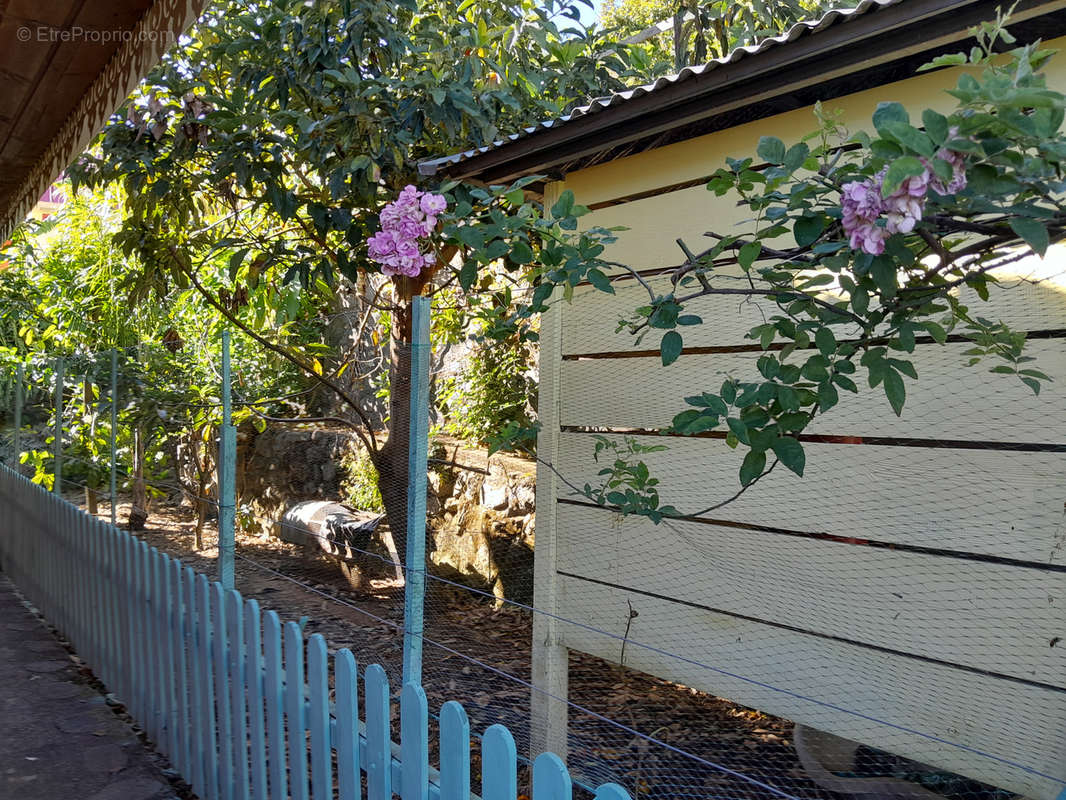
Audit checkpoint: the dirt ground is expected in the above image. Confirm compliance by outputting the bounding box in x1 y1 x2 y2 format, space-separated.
67 492 998 800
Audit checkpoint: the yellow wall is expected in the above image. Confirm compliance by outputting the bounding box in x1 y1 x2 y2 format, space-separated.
535 39 1066 799
567 35 1066 204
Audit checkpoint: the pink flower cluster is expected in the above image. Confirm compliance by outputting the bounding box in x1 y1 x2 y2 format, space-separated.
841 137 968 256
367 185 447 277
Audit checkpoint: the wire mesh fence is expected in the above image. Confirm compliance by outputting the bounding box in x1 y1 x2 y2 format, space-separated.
1 270 1065 800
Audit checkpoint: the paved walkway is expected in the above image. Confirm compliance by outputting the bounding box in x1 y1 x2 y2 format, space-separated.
0 575 180 800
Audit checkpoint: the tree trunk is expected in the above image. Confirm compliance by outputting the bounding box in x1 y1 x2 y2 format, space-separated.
129 424 149 530
85 486 99 516
372 299 414 566
193 427 209 550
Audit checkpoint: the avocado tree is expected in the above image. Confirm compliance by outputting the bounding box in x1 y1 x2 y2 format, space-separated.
69 0 638 552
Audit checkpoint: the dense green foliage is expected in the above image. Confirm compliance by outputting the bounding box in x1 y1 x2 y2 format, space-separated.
0 187 318 502
601 0 851 72
438 329 537 450
61 0 640 537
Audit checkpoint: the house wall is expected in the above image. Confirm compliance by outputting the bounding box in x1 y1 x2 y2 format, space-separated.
532 42 1066 798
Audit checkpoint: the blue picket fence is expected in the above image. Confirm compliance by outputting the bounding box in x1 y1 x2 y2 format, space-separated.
0 465 631 800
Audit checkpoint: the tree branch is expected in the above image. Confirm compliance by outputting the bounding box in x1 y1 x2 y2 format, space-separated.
177 251 380 453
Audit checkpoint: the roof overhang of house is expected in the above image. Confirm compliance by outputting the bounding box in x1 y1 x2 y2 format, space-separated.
0 0 207 240
425 0 1066 187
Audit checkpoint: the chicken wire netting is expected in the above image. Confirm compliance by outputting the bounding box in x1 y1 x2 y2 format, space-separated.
1 263 1064 800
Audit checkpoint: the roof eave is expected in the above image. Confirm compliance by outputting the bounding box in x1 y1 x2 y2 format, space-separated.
430 0 1066 184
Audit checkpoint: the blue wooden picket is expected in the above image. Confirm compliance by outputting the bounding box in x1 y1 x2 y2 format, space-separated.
244 599 268 800
401 683 430 800
440 701 471 800
307 633 332 800
285 619 310 800
227 588 251 800
0 464 634 800
365 664 393 800
534 752 573 800
335 649 360 800
483 725 518 800
262 610 287 800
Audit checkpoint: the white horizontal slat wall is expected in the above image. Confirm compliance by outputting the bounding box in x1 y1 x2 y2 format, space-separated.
558 575 1066 800
559 339 1066 440
533 54 1066 799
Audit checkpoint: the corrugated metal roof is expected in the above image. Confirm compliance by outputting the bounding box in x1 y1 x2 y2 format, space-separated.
420 0 903 175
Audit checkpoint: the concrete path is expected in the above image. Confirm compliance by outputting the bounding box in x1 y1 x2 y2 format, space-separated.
0 575 180 800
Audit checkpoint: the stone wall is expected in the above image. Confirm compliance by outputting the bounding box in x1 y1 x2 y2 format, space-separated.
427 442 535 603
223 426 536 601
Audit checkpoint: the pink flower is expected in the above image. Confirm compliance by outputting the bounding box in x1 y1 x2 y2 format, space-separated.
885 194 925 234
368 186 448 278
396 239 421 259
368 230 397 259
849 222 887 255
927 148 968 195
841 165 938 253
420 193 447 216
842 180 883 221
841 179 887 255
882 168 933 233
399 218 427 240
883 171 930 234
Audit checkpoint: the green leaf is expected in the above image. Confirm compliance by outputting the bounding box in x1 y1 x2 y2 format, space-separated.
783 143 810 172
1009 217 1050 257
871 256 898 299
883 122 935 157
757 136 786 164
872 101 909 133
815 327 836 356
738 242 761 271
921 109 949 145
818 380 839 411
917 52 966 71
510 240 534 264
870 139 903 160
459 260 477 292
505 189 525 205
660 331 683 366
883 368 906 416
726 417 749 444
794 215 824 247
881 156 927 196
739 449 767 486
587 268 614 294
721 380 737 405
228 248 250 279
922 321 948 343
549 190 575 219
851 286 870 316
771 436 805 477
776 384 800 412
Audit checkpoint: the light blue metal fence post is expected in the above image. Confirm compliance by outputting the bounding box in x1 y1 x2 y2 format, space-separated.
110 349 118 526
53 357 64 495
402 295 431 687
219 329 236 590
13 362 22 467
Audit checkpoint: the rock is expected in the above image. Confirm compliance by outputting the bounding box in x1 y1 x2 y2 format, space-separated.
509 483 535 516
481 480 509 510
321 462 337 484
